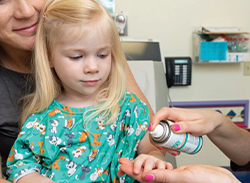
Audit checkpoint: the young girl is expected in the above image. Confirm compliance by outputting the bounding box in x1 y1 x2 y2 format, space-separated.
6 0 170 182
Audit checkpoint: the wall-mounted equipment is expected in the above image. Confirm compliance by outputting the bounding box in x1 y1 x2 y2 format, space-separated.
114 12 127 36
120 38 162 61
165 57 192 88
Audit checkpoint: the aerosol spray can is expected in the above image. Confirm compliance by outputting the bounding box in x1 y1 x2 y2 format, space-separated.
150 120 203 154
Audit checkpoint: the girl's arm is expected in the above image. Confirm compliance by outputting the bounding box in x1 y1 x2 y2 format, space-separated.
125 63 154 119
7 116 47 182
132 132 171 176
124 91 168 176
137 132 165 160
0 178 11 183
17 172 55 183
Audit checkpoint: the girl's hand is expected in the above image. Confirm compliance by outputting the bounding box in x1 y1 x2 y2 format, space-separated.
130 154 173 177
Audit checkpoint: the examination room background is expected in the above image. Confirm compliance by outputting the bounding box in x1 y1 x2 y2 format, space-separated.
115 0 250 168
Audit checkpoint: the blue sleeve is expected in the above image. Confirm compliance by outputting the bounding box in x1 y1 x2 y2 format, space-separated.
231 160 250 171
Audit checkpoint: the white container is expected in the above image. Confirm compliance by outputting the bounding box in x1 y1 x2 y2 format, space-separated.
150 120 203 154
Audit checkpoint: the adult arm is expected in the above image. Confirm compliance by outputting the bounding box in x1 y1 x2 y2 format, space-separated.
125 63 154 119
150 107 250 167
207 115 250 167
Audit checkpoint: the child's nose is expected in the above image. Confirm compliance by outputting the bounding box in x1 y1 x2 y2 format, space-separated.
84 57 99 73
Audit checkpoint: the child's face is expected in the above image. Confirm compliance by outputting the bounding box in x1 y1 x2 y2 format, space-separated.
51 25 112 105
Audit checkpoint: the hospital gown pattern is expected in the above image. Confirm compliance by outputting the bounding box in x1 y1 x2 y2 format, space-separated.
6 92 149 183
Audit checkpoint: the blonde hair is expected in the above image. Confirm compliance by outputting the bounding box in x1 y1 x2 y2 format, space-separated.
21 0 127 126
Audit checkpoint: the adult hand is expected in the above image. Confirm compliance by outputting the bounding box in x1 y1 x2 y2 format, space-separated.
149 107 225 137
118 158 240 183
148 107 224 155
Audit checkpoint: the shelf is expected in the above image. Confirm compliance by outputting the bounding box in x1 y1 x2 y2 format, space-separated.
196 31 249 35
193 30 250 63
193 61 244 64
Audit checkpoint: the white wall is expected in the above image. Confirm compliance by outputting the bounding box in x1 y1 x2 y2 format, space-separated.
115 0 250 167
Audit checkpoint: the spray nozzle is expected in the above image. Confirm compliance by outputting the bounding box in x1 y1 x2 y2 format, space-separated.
150 124 164 138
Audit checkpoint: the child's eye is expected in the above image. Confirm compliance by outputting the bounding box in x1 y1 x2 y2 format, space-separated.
70 55 82 60
97 54 107 59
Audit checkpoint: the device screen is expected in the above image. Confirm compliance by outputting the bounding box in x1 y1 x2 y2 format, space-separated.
121 41 162 61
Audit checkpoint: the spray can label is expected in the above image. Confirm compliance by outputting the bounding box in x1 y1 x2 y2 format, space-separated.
151 120 202 154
